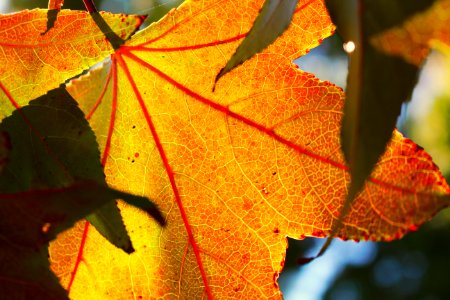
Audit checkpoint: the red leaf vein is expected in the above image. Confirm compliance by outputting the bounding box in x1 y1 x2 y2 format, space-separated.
116 52 213 300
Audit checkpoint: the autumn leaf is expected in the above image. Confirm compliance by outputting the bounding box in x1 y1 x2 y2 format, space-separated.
0 87 164 298
371 0 450 66
42 0 450 298
0 9 144 120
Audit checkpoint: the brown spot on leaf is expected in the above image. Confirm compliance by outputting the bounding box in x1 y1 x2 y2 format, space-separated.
273 272 279 288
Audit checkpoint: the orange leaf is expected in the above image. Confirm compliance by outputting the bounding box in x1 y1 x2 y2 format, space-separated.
51 0 449 298
0 9 144 120
371 0 450 65
48 0 64 10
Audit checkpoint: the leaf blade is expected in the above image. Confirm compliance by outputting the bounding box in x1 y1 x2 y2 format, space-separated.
0 88 163 299
0 131 10 175
325 0 427 200
0 86 158 254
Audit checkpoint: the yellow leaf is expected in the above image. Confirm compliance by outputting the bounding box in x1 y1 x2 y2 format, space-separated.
371 0 450 65
0 9 144 120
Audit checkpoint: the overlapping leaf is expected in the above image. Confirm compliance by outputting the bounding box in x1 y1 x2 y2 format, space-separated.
0 181 158 300
216 0 299 82
43 0 450 299
44 0 64 33
371 0 450 65
0 9 144 120
0 88 163 299
324 0 426 227
0 85 143 256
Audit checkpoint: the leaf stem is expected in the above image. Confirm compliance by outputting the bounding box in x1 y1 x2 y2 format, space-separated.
82 0 126 51
82 0 98 13
80 0 125 51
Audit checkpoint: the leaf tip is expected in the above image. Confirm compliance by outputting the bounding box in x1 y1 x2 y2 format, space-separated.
124 243 136 254
147 206 166 227
213 67 227 91
137 15 148 25
41 9 59 35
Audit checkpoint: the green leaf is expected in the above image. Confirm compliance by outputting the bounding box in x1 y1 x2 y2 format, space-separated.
305 0 437 260
325 0 436 198
215 0 299 83
0 87 165 298
0 87 141 253
0 181 162 299
0 131 9 175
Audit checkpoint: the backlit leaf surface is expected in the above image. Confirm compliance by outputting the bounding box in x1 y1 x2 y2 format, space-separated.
51 0 450 298
0 9 144 120
372 0 450 65
48 0 64 10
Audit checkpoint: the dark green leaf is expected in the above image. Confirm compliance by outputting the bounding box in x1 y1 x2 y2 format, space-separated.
0 181 163 299
0 87 164 298
0 87 137 253
0 131 10 175
325 0 435 199
215 0 299 83
308 0 436 259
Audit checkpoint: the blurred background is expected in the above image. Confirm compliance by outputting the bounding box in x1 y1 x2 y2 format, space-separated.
2 1 449 299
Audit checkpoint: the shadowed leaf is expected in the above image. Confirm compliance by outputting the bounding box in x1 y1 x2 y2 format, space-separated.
324 0 435 213
0 86 164 298
0 87 149 253
0 181 160 300
48 0 64 10
371 0 450 65
0 131 10 174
